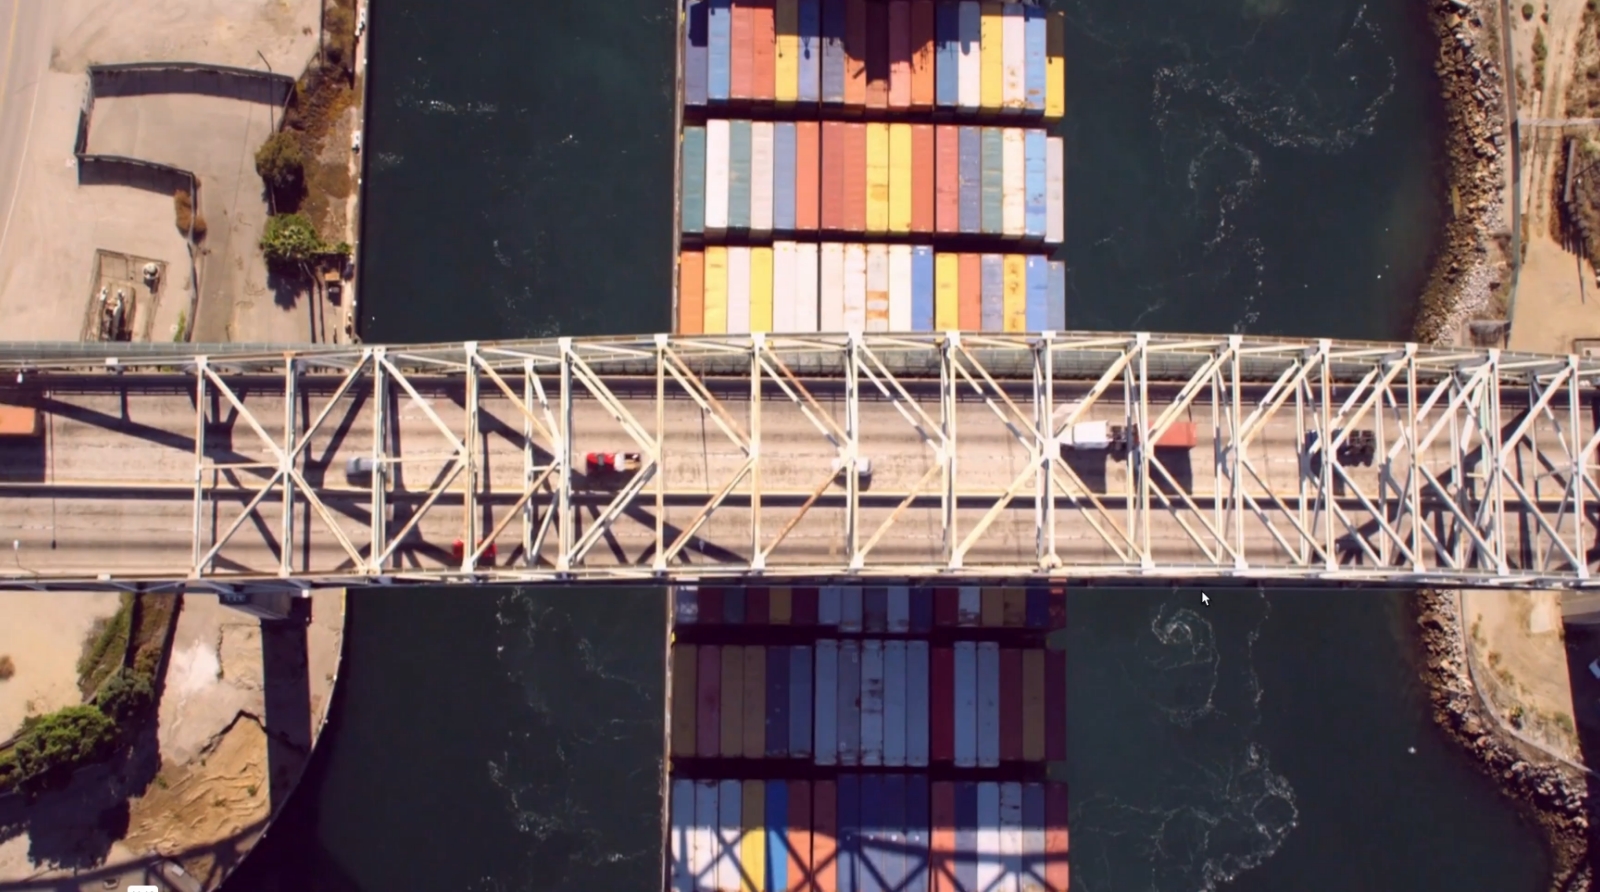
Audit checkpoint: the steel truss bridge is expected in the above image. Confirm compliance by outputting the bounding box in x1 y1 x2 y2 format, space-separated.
0 332 1598 593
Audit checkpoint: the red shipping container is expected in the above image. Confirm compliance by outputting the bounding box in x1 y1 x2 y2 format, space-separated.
958 253 982 330
752 0 777 101
999 648 1022 761
821 122 846 231
931 782 957 892
1046 648 1066 761
731 1 754 99
866 0 889 108
679 251 705 334
786 780 812 892
815 780 839 892
934 586 958 626
843 123 869 232
797 120 821 231
748 586 770 624
699 587 724 625
793 586 819 625
1049 585 1066 630
888 0 912 108
910 0 935 108
935 126 960 233
696 644 721 758
931 646 954 762
845 0 868 106
911 123 935 233
1045 782 1070 892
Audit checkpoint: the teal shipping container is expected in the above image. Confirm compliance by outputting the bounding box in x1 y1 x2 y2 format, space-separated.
729 119 753 230
980 253 1003 330
1025 255 1049 330
980 127 1003 235
682 126 707 234
1024 128 1046 239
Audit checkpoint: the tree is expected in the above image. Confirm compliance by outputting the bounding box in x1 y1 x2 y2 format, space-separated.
95 668 154 723
260 213 325 265
255 132 305 194
8 705 117 787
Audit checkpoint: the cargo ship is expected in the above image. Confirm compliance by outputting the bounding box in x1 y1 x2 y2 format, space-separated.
664 3 1070 890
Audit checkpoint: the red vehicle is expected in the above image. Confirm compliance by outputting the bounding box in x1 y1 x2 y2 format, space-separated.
586 451 642 473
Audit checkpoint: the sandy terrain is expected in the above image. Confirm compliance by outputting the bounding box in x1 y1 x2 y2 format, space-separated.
0 591 122 741
1463 590 1582 761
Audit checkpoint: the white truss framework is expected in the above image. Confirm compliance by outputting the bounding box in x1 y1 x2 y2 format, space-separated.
1 332 1598 592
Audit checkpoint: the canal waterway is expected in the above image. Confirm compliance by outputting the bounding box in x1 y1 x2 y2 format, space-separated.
224 0 1551 889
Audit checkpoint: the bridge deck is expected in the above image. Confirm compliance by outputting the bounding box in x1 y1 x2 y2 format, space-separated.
0 333 1595 590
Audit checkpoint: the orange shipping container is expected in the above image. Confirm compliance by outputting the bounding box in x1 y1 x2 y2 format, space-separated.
797 120 820 230
821 121 847 231
843 123 869 233
911 0 936 108
935 126 960 233
981 587 1004 626
679 251 705 334
911 123 935 233
958 252 982 329
731 1 754 99
866 0 890 108
845 0 868 105
888 0 912 108
752 0 777 100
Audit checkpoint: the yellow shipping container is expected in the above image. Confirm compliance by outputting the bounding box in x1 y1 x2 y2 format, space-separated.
740 780 766 892
776 0 799 102
867 122 890 234
980 3 1004 110
1003 254 1026 331
935 253 960 329
704 246 729 334
750 246 774 332
889 123 913 234
1046 11 1066 119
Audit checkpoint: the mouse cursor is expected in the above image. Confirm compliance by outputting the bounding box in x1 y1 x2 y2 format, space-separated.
1200 593 1210 606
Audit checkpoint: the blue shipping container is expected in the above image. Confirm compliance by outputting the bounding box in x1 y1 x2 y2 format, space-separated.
907 640 930 767
799 0 822 102
724 585 746 623
981 128 1003 235
766 781 789 892
709 0 732 101
935 1 960 108
729 120 752 230
907 776 931 892
1049 260 1066 330
682 126 707 235
911 245 934 331
670 778 693 892
1023 782 1046 885
822 0 847 103
1024 5 1046 113
859 775 886 892
887 586 911 633
911 586 934 633
686 0 709 106
958 126 981 234
1025 586 1049 628
881 774 908 892
1026 255 1049 330
819 585 842 626
838 640 862 765
1025 129 1046 239
863 586 887 633
955 782 979 892
775 122 797 232
814 640 839 765
719 780 743 892
790 645 813 758
841 586 865 632
884 642 907 767
980 254 1003 331
839 774 861 892
674 587 698 625
977 642 1000 767
766 644 789 757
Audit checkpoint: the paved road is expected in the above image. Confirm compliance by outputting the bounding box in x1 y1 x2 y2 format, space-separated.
0 0 51 267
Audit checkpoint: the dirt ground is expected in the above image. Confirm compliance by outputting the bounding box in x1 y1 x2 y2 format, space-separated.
1463 590 1582 761
0 591 122 741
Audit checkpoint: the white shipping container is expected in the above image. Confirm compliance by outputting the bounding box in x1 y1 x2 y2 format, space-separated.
907 640 930 767
693 781 719 892
795 242 820 332
727 247 752 333
814 640 840 766
671 778 694 892
976 783 1003 892
1002 5 1025 111
1002 128 1025 237
958 586 982 626
999 782 1024 892
705 119 731 230
863 244 887 331
773 241 798 332
844 245 868 332
717 780 742 892
751 121 775 233
884 640 907 767
958 1 981 109
886 585 911 633
1047 136 1065 245
977 642 1000 768
819 585 843 627
888 245 913 333
840 585 864 632
861 640 885 766
821 243 847 332
954 641 978 767
838 640 862 766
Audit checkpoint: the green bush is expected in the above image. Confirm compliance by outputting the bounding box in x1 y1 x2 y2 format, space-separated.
95 669 154 723
8 706 117 787
255 131 305 193
1522 2 1535 20
260 212 325 265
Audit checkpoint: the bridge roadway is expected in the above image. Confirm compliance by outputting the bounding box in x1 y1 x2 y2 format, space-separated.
0 332 1597 591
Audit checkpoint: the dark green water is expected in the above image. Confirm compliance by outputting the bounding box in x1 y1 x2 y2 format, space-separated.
223 0 1550 889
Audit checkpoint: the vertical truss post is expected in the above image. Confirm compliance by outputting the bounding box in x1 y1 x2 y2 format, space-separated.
655 335 668 573
191 357 208 576
464 342 480 572
1487 350 1508 575
1318 340 1335 571
846 333 862 572
1406 346 1424 572
943 334 959 571
281 358 298 577
372 349 388 573
1230 338 1245 570
522 357 537 568
1135 333 1152 568
557 339 575 574
1573 356 1589 579
750 335 764 571
1039 334 1056 569
1293 352 1308 567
